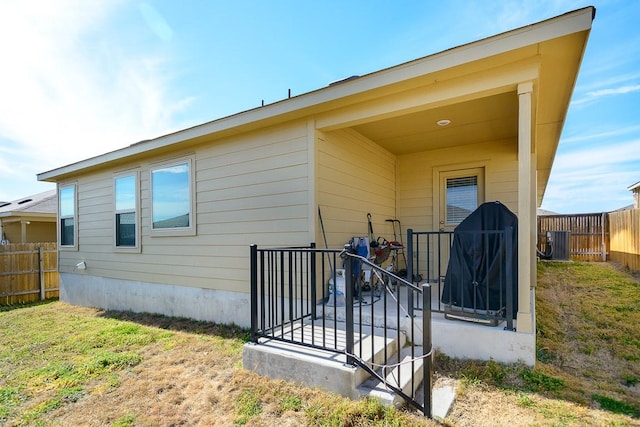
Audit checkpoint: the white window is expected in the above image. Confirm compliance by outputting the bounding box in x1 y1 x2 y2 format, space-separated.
59 184 77 248
114 172 139 249
150 157 196 236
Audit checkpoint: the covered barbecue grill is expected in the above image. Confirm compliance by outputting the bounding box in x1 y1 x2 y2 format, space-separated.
441 201 518 322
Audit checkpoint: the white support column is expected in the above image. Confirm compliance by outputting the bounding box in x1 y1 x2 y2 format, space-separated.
20 220 29 243
307 120 317 244
517 82 534 334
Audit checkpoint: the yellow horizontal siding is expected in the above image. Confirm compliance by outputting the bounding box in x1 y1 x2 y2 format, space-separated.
398 139 519 233
60 120 312 293
197 180 306 203
141 243 246 257
197 167 307 194
61 117 522 296
197 150 307 182
316 129 396 248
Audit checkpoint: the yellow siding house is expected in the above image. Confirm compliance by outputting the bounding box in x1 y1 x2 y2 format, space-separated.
38 7 594 365
0 190 57 244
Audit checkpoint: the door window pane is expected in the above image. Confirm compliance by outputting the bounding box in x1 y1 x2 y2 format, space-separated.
446 176 478 225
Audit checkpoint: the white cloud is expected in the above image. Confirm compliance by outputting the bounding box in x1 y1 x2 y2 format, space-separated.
542 138 640 212
492 0 586 33
542 169 636 213
577 71 640 93
554 139 640 171
587 84 640 97
0 0 194 192
560 125 640 145
139 2 174 42
572 83 640 106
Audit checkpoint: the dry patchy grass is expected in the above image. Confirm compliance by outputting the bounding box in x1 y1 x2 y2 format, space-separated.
438 261 639 426
536 261 639 408
1 261 639 426
0 302 432 426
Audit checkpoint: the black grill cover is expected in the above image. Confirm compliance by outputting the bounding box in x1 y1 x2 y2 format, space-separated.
441 201 518 317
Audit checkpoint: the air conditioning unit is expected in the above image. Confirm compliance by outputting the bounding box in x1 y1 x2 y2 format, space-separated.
548 230 571 261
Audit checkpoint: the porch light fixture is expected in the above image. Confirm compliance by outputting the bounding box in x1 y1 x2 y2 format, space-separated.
436 119 451 127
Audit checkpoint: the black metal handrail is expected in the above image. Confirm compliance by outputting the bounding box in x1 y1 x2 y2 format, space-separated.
249 243 433 417
340 247 432 416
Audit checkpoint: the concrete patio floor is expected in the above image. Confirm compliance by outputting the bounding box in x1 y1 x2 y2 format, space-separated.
320 281 535 366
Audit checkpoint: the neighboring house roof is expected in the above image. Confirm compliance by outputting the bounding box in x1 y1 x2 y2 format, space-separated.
613 204 635 212
628 180 640 192
0 190 57 218
37 7 595 208
153 214 190 229
537 208 558 216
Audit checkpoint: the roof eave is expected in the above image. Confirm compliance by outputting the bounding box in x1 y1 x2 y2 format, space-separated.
0 211 56 219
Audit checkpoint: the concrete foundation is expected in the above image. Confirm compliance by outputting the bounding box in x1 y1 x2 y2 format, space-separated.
432 315 536 366
59 273 251 327
59 273 535 366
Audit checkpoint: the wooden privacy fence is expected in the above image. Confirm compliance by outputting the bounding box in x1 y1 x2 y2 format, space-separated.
609 209 640 272
0 242 59 304
538 209 640 272
537 213 608 262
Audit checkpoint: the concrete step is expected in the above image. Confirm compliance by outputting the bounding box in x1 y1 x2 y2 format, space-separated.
320 299 427 346
357 345 425 407
321 295 412 331
351 326 402 387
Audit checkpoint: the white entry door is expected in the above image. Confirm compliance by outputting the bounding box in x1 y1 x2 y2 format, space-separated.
433 167 485 281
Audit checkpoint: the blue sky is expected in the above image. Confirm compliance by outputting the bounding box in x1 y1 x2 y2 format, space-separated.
0 0 638 214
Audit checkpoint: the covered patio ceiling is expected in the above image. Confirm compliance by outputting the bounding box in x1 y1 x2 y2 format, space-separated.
351 91 518 156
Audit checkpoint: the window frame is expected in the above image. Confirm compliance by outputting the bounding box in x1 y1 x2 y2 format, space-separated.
58 183 78 250
149 156 196 237
436 166 485 231
113 170 141 252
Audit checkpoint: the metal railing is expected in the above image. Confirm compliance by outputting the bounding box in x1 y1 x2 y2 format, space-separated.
406 228 516 331
249 243 433 416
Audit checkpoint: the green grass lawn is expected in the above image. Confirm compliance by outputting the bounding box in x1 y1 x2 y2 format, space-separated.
0 261 638 426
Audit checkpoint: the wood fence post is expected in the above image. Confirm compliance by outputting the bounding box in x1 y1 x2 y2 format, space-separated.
39 246 45 300
601 212 607 262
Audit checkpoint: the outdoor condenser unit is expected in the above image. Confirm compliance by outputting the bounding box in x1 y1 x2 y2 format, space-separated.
548 230 571 261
